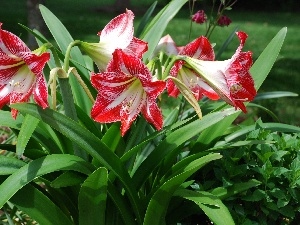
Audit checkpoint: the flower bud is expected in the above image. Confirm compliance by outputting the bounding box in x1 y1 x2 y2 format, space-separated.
217 15 232 27
191 10 207 24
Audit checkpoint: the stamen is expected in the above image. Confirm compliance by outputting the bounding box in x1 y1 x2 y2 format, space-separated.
9 80 21 87
233 97 248 101
230 83 242 93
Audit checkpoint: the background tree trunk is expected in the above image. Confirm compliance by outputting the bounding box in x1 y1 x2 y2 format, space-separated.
26 0 45 49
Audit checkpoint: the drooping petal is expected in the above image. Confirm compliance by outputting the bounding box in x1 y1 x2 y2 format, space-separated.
142 98 164 131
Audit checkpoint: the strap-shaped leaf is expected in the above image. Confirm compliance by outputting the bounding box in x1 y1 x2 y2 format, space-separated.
0 110 23 129
136 1 157 37
215 122 300 147
132 108 238 189
254 91 298 101
209 179 261 200
0 111 64 155
16 114 40 157
143 153 222 225
0 154 94 208
10 184 73 225
141 0 188 60
174 189 235 225
11 103 142 223
51 171 85 188
0 155 26 175
101 123 123 153
79 167 108 225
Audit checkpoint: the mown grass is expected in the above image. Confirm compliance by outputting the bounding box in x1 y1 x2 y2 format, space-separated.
1 0 299 125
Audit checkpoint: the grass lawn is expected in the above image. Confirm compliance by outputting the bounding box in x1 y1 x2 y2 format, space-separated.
1 0 299 125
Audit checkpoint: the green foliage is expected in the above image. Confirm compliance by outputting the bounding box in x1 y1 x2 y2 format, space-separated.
195 120 300 224
0 0 290 224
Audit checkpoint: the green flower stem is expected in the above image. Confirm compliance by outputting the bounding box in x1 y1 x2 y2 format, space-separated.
71 69 95 104
63 40 81 72
59 41 88 160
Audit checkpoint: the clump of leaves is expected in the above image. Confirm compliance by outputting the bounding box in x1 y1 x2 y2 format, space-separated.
193 120 300 224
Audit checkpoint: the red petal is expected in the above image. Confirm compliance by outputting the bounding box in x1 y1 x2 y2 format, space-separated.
141 98 164 131
0 23 30 56
110 49 153 80
125 37 148 58
180 36 215 60
33 74 48 109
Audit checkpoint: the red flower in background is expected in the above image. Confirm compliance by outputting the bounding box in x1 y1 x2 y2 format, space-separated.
192 10 207 24
0 23 50 118
184 32 256 113
91 49 166 136
217 15 232 27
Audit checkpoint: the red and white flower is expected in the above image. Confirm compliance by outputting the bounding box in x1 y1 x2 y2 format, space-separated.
79 10 147 71
184 32 256 112
0 23 50 118
91 49 166 136
166 35 220 101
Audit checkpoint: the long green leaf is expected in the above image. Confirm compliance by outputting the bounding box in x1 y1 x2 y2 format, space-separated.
251 27 287 89
79 168 108 225
39 5 92 112
175 189 235 225
143 153 222 225
215 122 300 147
105 180 137 225
16 114 40 157
132 108 238 189
10 184 73 225
11 103 142 223
0 156 26 175
192 27 287 151
0 110 23 129
141 0 188 60
209 179 261 200
254 91 298 101
136 1 157 37
51 171 85 188
0 154 94 208
0 110 64 155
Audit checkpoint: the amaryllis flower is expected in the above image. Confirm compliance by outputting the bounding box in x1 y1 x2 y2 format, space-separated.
79 9 147 72
217 15 232 27
184 32 256 113
0 23 50 118
167 35 220 101
91 49 166 136
192 10 207 24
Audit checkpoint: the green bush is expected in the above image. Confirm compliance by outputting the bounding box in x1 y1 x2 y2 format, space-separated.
192 120 300 224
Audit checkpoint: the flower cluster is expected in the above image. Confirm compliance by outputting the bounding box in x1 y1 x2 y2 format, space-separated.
0 9 256 136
